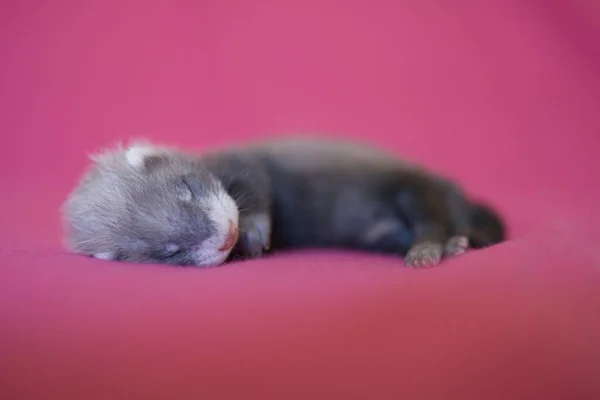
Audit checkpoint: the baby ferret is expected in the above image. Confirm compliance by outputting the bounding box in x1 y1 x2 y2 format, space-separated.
62 137 505 268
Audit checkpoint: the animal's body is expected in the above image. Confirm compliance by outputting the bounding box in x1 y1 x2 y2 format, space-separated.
62 137 505 267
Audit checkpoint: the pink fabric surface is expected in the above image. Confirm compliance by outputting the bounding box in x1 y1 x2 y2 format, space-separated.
1 0 599 398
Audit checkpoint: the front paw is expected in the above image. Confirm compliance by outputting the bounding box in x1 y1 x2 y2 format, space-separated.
237 213 271 259
404 241 443 268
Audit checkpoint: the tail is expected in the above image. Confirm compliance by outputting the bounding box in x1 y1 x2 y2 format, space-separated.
468 202 506 249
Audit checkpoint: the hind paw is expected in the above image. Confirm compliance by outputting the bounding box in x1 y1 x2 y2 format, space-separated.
444 235 469 257
405 241 443 268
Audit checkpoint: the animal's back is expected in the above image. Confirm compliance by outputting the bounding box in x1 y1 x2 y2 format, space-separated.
221 137 430 250
244 136 410 174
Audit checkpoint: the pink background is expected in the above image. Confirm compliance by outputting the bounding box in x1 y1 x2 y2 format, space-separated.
1 0 599 398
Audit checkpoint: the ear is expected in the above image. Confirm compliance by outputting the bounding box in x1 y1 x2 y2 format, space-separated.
125 144 168 171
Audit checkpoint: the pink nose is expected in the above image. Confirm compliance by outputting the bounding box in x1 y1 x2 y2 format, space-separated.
219 219 239 252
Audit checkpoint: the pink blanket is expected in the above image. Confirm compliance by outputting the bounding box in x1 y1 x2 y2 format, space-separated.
1 0 599 398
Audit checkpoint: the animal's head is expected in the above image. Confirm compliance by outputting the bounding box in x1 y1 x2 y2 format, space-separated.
62 142 239 266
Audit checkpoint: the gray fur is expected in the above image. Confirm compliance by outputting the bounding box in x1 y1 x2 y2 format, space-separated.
62 143 225 265
62 137 506 267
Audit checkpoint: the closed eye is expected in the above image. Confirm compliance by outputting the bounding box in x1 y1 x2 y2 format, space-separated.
176 178 194 202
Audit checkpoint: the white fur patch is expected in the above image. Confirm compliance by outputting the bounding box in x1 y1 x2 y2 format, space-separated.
207 188 239 239
192 185 239 266
125 145 160 169
93 252 116 260
165 243 180 255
